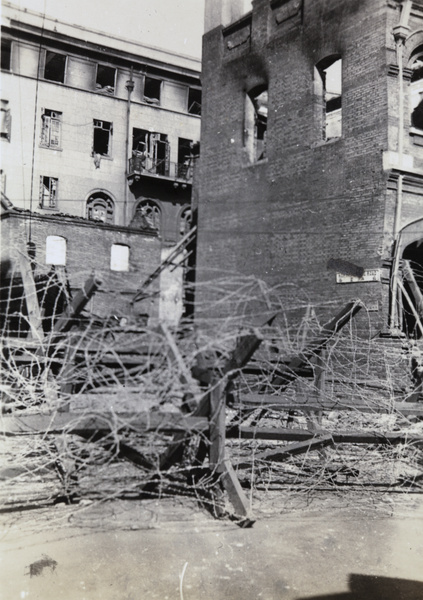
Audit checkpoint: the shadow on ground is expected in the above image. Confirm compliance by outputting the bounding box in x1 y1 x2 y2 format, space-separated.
296 573 423 599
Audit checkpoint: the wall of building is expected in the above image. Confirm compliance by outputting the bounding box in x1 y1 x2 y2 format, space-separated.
1 210 161 321
195 0 411 336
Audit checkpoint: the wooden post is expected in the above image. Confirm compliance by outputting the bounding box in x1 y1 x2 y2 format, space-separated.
209 382 226 473
18 252 43 339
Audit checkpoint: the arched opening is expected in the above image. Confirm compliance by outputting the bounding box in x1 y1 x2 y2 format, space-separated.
401 239 423 338
410 47 423 130
86 192 114 223
134 199 161 232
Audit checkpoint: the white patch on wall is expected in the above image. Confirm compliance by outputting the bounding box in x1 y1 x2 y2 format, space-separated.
45 235 66 266
159 247 185 326
110 244 129 271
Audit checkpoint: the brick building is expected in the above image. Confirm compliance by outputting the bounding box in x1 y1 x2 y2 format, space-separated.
196 0 423 340
1 2 202 324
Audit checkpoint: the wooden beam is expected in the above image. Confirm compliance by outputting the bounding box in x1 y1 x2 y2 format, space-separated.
221 458 252 521
52 274 102 334
2 411 209 436
18 252 43 339
235 394 423 415
244 434 334 464
209 382 226 472
236 426 423 445
403 260 423 317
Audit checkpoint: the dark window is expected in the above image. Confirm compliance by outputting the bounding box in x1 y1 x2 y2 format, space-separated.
96 65 116 94
93 120 113 156
40 109 62 148
188 88 201 115
143 77 161 104
44 51 66 83
39 176 58 208
1 39 11 71
177 138 193 179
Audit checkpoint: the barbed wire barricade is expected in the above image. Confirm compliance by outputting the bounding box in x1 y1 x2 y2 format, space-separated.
1 257 423 524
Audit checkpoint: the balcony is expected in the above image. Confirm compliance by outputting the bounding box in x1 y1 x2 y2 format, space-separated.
127 154 194 186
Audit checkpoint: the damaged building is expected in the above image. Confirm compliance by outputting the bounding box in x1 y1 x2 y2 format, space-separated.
196 0 423 342
1 2 201 325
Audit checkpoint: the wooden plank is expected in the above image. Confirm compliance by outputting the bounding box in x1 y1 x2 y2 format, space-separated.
52 274 102 334
209 383 225 472
18 252 43 339
235 394 423 416
221 458 252 520
236 426 423 445
403 260 423 317
1 411 209 436
245 434 334 463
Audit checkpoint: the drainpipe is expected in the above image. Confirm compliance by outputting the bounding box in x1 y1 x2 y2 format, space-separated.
124 68 135 226
390 0 412 330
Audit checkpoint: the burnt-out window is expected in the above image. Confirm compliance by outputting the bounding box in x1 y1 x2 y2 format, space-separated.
188 88 201 115
132 128 169 176
93 119 113 156
40 109 62 148
1 39 11 71
143 77 161 104
177 138 193 178
410 50 423 130
96 64 116 94
44 51 66 83
1 100 11 141
86 192 114 223
39 176 58 209
244 86 268 162
315 56 342 141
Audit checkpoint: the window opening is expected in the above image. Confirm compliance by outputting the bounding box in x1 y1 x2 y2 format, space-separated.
39 176 58 209
86 192 114 223
143 77 161 104
96 64 116 94
46 235 66 265
93 119 113 156
132 128 169 176
1 170 6 195
40 109 62 148
44 51 66 83
177 138 193 179
244 87 268 162
401 240 423 338
410 51 423 130
136 200 161 231
179 207 192 238
1 100 11 141
1 39 11 71
188 88 201 115
110 244 130 271
315 56 342 140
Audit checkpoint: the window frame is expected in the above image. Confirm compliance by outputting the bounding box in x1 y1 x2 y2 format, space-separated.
93 119 113 157
143 76 162 104
95 64 116 94
314 56 342 142
43 50 67 83
1 100 11 142
1 39 12 71
187 87 202 115
40 109 62 149
39 175 58 209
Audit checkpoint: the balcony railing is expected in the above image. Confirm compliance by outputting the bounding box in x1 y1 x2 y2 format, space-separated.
128 155 194 184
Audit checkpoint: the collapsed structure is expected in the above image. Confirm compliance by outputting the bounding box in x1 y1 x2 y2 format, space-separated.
196 0 423 341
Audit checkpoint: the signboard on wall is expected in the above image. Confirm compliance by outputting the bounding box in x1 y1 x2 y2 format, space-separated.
336 269 381 284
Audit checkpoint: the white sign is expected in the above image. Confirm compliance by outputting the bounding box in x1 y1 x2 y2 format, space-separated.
336 269 381 284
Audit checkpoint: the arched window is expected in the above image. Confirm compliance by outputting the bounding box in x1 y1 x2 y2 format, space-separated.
86 192 114 223
314 56 342 141
46 235 66 266
244 85 268 162
410 49 423 130
135 200 161 232
179 207 192 238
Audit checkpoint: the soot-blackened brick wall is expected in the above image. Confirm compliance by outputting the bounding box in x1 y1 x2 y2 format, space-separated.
196 0 391 335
